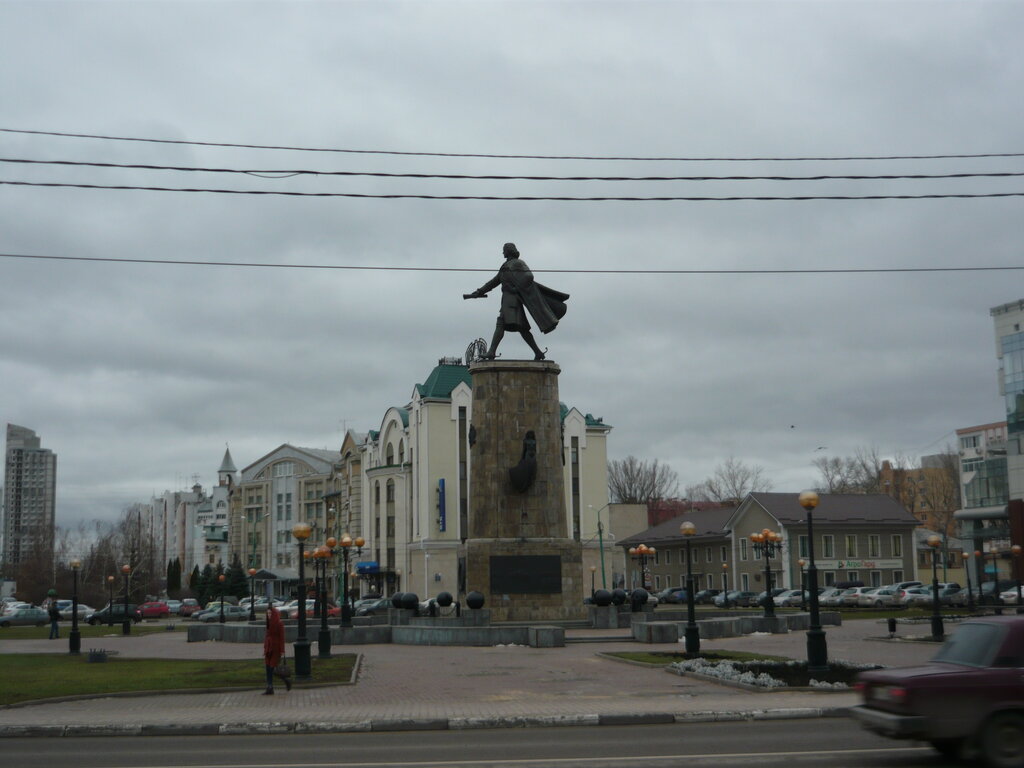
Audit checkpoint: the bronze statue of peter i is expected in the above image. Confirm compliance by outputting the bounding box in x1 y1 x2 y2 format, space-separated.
463 243 569 360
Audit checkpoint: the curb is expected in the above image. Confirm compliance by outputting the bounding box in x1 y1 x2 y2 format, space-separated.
0 706 853 738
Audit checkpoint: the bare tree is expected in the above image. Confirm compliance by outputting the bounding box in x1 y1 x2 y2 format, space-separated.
607 456 680 504
689 457 772 504
812 446 887 494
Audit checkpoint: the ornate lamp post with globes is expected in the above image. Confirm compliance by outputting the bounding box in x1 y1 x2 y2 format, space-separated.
69 559 82 655
799 491 829 673
1012 544 1023 613
121 564 131 636
960 551 975 612
106 575 115 627
218 573 226 624
291 522 313 680
679 521 700 654
314 544 332 658
748 528 782 618
721 563 730 609
798 558 807 611
331 533 364 628
628 544 655 592
247 568 258 621
927 534 944 638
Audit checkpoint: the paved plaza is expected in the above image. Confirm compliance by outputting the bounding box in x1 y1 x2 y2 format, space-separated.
0 617 945 736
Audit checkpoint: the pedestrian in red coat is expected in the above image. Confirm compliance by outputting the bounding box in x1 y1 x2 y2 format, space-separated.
262 606 291 694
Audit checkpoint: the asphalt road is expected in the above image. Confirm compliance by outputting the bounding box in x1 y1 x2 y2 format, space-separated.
0 721 953 768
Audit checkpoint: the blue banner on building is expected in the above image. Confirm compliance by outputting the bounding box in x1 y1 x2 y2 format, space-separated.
438 478 447 532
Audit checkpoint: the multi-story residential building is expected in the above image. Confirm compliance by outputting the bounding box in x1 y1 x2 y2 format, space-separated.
879 456 960 536
2 424 56 573
621 492 920 594
229 444 339 576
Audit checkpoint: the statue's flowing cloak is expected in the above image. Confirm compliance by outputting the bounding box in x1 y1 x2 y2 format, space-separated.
496 258 569 334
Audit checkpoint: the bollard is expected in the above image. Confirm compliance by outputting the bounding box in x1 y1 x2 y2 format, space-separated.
887 617 896 638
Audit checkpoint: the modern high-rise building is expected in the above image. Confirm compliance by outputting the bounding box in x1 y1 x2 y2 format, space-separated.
2 424 57 573
993 299 1024 505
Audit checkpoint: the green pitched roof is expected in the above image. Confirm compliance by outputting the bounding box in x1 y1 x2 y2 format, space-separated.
559 402 611 428
415 364 472 399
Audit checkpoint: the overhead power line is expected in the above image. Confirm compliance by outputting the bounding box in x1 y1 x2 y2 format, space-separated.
4 179 1023 201
3 252 1022 274
4 157 1024 182
3 127 1022 162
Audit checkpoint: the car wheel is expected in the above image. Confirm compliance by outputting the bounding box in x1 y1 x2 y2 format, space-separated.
874 600 883 607
982 711 1024 768
928 738 964 759
0 621 9 628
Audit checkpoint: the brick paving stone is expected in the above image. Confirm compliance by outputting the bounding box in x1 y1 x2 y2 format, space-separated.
0 616 944 733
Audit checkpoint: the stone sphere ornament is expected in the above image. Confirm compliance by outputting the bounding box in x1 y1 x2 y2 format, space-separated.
593 589 612 606
390 592 405 609
630 588 649 606
436 591 454 607
400 592 419 610
610 588 627 606
466 590 485 610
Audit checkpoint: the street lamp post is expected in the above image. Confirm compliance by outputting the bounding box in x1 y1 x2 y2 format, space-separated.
248 568 258 621
628 544 655 592
589 565 596 599
332 533 364 628
961 552 976 613
121 564 131 636
927 534 945 638
798 558 807 611
721 563 730 609
680 521 700 654
1012 545 1023 613
314 544 332 658
799 491 829 673
218 573 226 624
106 575 114 627
69 559 81 655
748 528 782 618
588 503 611 590
292 522 312 680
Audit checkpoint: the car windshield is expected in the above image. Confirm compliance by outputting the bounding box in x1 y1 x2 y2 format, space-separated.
932 622 1005 667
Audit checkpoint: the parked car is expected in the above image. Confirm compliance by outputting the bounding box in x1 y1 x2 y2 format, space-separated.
0 601 33 615
178 598 200 616
891 580 923 592
899 587 935 607
980 579 1018 605
998 587 1024 605
138 601 171 618
354 597 391 616
774 589 808 607
86 603 142 625
850 615 1024 765
0 606 49 627
164 599 182 615
713 590 759 607
840 587 874 606
197 605 250 622
693 589 721 605
658 588 689 604
858 587 900 608
818 588 846 607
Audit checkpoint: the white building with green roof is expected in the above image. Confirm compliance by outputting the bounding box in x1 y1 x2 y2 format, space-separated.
354 357 613 602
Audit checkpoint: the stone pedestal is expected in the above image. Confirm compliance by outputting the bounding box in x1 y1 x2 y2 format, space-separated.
464 360 585 622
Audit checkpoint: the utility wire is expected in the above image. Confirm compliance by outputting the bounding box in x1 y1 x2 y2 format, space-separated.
3 253 1022 274
4 179 1024 201
4 157 1024 183
3 127 1022 163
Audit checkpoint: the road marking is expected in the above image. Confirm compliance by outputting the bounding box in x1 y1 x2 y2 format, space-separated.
96 745 930 768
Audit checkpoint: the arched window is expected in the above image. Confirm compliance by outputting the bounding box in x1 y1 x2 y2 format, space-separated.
386 444 395 465
398 440 405 464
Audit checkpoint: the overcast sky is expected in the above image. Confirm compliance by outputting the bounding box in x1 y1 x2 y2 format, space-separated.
2 0 1022 529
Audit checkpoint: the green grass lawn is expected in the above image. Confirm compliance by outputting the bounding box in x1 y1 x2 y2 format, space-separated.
608 648 792 666
0 623 183 641
0 654 357 706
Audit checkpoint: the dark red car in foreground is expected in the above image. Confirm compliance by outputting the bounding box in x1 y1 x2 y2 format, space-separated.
849 615 1024 767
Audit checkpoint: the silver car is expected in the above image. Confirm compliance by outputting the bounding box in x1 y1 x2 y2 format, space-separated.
0 606 48 627
858 587 900 608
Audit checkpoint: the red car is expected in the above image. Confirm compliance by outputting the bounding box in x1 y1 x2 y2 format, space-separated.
850 615 1024 766
138 601 171 618
177 599 200 616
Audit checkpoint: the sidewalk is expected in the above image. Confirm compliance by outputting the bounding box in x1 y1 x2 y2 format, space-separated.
0 618 943 737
